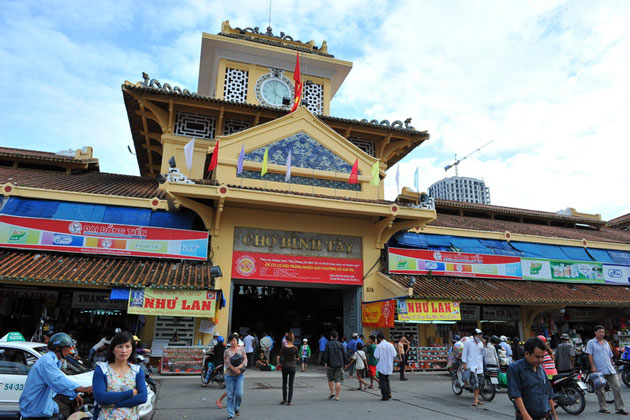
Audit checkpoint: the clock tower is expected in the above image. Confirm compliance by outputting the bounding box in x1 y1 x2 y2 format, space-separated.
197 21 353 116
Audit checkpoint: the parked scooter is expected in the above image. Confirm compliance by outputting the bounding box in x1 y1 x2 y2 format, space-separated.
618 359 630 388
201 348 226 388
550 371 587 415
137 353 157 393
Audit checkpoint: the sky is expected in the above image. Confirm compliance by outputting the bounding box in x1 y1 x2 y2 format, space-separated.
0 0 628 220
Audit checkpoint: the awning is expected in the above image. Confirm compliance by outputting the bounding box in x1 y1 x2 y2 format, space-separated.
0 249 215 289
390 274 630 306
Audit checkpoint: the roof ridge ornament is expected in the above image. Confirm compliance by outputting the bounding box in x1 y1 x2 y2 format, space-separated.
358 117 415 131
140 72 197 96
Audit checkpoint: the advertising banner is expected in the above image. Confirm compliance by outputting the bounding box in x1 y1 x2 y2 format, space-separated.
361 300 395 327
396 299 461 322
388 248 522 279
521 258 604 283
0 215 208 260
127 288 217 317
232 251 362 285
603 264 630 285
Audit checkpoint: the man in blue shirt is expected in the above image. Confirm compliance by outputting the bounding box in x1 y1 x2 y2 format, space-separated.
347 333 358 377
507 337 558 420
586 325 628 415
318 333 328 365
19 332 93 419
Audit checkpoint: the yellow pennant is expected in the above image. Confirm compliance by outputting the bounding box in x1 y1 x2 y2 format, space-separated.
370 161 380 186
261 148 269 176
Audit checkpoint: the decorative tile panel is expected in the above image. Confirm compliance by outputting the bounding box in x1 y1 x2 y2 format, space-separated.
238 170 360 191
349 137 375 157
174 111 216 139
224 68 248 103
223 118 251 136
303 82 324 114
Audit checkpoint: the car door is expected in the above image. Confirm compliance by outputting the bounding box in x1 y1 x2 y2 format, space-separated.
0 347 31 413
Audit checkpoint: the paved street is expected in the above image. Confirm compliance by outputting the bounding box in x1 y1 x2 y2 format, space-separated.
151 368 622 420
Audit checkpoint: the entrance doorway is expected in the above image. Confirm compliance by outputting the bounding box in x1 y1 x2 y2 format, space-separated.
231 284 346 351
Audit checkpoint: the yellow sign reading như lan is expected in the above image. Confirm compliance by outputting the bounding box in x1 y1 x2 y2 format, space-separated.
128 288 217 318
396 299 461 322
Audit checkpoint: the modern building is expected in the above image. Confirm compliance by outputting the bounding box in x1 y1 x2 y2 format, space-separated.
428 176 490 204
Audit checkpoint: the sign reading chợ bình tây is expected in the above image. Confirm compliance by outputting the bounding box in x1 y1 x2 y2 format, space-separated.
396 299 461 322
127 288 217 318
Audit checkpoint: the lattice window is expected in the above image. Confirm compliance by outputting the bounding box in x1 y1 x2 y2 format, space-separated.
174 111 216 139
303 82 324 114
153 316 195 346
349 137 375 157
223 118 251 136
224 68 248 103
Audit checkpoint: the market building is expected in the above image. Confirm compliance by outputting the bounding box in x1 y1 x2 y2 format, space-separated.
1 21 630 375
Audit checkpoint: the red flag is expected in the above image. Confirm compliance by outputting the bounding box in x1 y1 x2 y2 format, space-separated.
348 158 359 184
290 53 302 113
208 139 220 171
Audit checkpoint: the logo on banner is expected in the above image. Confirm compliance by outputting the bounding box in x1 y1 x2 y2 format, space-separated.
9 230 27 241
235 255 256 277
52 235 73 245
383 300 393 321
607 268 622 279
207 291 216 299
68 222 82 234
397 300 408 315
101 239 113 248
433 251 442 261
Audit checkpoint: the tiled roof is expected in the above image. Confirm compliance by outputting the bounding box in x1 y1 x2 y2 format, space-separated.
218 32 334 57
0 249 214 289
435 199 605 227
390 274 630 306
0 147 94 163
0 167 164 199
429 213 630 244
609 213 630 228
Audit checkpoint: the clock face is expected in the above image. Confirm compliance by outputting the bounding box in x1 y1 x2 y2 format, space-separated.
261 79 291 106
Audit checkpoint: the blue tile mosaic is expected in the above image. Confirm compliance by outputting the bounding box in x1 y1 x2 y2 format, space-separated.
238 170 360 191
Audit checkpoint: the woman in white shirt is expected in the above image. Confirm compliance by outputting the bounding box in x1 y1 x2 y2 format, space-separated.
346 343 369 391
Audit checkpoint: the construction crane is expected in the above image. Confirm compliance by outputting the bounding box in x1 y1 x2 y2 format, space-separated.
444 140 494 177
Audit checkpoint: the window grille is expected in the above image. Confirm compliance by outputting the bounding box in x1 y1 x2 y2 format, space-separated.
174 111 216 139
224 68 248 103
349 137 376 157
303 82 324 114
223 118 251 136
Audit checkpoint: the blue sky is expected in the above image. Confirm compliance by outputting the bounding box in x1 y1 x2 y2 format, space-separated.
1 0 629 219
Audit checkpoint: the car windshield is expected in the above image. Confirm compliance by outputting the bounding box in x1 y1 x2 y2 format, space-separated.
33 346 91 375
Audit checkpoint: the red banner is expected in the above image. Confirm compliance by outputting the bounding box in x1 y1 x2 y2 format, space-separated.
0 215 208 260
231 251 363 285
362 300 395 327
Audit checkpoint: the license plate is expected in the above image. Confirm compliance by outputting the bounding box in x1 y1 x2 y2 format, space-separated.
577 381 587 391
490 377 499 384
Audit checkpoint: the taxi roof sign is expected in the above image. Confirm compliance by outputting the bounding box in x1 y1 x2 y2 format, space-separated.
0 332 26 342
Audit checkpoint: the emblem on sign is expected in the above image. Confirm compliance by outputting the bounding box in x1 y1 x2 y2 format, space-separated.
235 255 256 277
68 222 82 234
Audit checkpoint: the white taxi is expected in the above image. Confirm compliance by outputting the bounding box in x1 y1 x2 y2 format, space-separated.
0 333 154 419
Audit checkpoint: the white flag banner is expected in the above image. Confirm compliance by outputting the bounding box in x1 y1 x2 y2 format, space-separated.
184 138 195 172
285 151 292 182
395 165 400 194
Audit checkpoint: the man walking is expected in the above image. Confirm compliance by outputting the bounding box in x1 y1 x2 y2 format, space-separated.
586 325 628 415
243 330 255 368
318 333 328 365
347 333 358 378
366 335 380 389
323 330 346 401
554 333 575 374
374 332 396 401
462 328 485 406
507 337 559 420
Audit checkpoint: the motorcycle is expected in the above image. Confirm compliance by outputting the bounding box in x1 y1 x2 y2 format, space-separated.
550 371 587 415
136 354 157 393
451 367 496 402
618 358 630 388
200 349 225 388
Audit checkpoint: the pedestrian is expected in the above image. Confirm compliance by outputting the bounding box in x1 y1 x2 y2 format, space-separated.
347 333 358 378
224 333 247 420
484 336 500 369
397 334 410 381
277 333 299 406
511 336 525 361
462 328 485 407
92 331 148 420
374 332 396 401
346 342 369 391
365 335 380 389
299 338 311 372
323 330 346 401
499 335 513 364
537 336 557 379
586 324 628 415
260 331 273 362
507 337 559 420
318 333 328 365
88 330 113 368
281 331 289 347
554 333 575 373
243 330 255 368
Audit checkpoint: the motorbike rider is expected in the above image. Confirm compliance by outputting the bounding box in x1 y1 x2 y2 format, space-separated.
19 332 93 420
202 336 226 387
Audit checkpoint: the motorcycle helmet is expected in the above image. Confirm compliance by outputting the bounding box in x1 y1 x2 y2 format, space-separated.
452 334 460 342
537 335 547 343
48 332 74 351
500 335 508 342
217 336 224 343
490 335 499 343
